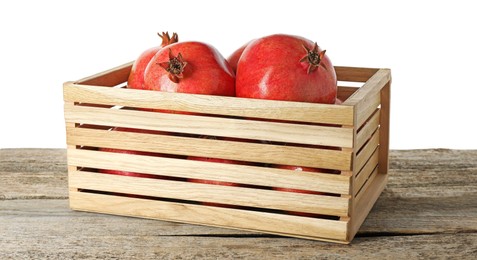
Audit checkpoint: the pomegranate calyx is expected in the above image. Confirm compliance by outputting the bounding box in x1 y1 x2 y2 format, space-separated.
158 31 179 47
300 42 328 74
159 48 187 83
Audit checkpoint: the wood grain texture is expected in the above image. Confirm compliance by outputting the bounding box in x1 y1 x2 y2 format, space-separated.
67 148 352 187
65 103 354 148
64 83 355 125
1 148 477 259
67 129 353 170
69 171 349 216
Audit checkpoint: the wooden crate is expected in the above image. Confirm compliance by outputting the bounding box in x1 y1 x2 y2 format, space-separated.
64 62 391 244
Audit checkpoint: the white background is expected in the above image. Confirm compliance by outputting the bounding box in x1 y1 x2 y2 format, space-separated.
1 0 476 149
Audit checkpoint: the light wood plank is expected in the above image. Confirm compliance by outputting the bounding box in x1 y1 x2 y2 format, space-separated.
63 83 355 125
66 128 353 171
356 109 380 150
64 103 354 148
69 170 349 216
379 82 391 174
69 191 349 242
355 167 379 202
66 149 350 195
350 171 388 241
355 129 380 172
354 149 379 197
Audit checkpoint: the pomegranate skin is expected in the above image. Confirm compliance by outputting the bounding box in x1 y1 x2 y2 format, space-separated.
144 41 235 97
128 46 161 90
226 40 252 73
236 34 337 104
128 32 178 90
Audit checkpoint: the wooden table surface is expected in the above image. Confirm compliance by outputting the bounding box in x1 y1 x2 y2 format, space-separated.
1 148 476 259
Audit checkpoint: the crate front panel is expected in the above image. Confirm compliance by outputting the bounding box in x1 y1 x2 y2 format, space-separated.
65 63 390 243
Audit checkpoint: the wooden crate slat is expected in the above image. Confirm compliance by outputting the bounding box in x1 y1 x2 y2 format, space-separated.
337 86 359 102
69 170 349 216
354 149 379 197
64 103 354 148
355 129 380 172
355 167 379 203
356 109 380 150
378 82 391 174
69 191 349 242
343 68 391 106
350 171 387 240
67 149 351 195
74 62 133 86
63 83 355 125
335 66 379 82
355 91 381 129
67 127 353 171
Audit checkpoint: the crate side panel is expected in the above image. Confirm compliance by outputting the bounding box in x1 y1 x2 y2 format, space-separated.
356 109 380 149
355 129 380 173
349 170 387 240
69 191 349 242
355 92 381 128
354 149 379 197
379 82 391 174
69 170 349 216
67 149 351 195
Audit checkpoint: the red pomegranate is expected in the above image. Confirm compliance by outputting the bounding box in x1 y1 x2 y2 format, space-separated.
226 40 251 73
128 32 178 90
144 41 235 96
235 34 337 104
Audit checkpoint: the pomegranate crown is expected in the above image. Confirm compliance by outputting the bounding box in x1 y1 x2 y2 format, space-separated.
300 42 328 74
158 31 179 47
158 48 187 83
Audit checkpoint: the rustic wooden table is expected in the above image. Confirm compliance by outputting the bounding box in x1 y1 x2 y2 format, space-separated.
1 148 476 259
